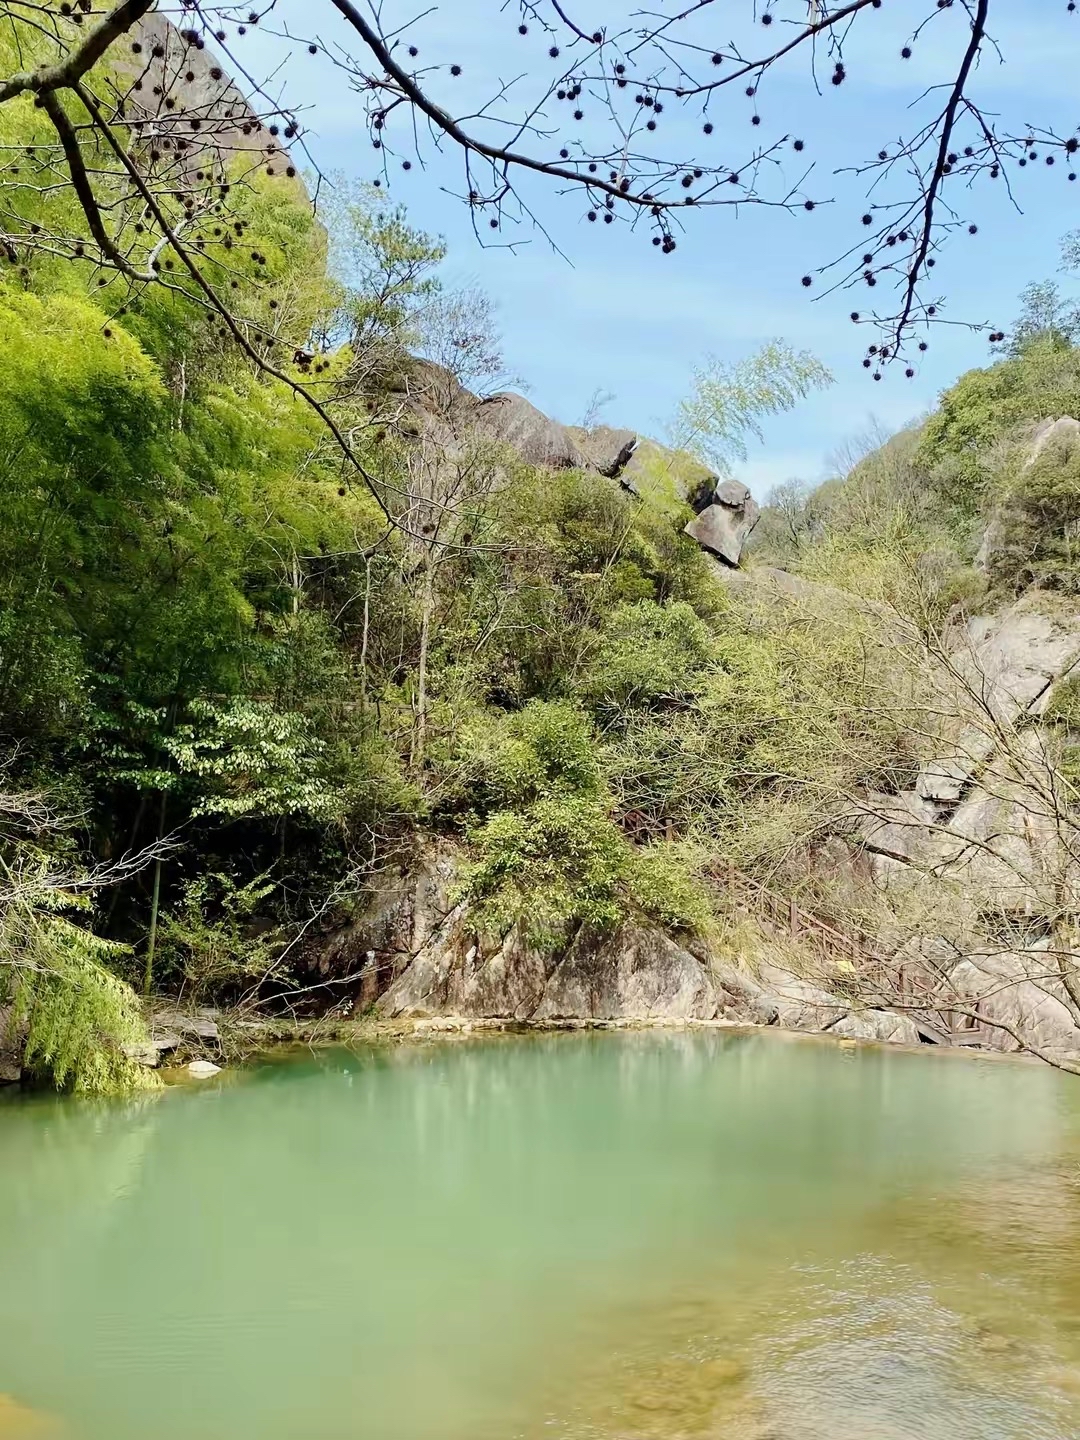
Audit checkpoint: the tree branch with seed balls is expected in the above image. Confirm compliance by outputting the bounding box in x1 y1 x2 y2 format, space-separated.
0 1 1071 389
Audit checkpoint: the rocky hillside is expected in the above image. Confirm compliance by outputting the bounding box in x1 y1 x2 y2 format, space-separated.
7 7 1080 1091
300 351 1080 1074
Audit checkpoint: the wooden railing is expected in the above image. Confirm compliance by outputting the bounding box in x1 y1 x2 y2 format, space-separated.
621 812 978 1047
705 858 867 965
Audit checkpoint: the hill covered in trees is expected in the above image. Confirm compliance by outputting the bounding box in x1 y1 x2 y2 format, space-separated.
6 15 1080 1087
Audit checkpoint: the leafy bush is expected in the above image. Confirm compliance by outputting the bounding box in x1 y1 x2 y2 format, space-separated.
626 845 713 933
2 888 152 1094
463 795 629 946
165 698 347 822
159 872 281 1003
580 599 716 715
459 699 602 811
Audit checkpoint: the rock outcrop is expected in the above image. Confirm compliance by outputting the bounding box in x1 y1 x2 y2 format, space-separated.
315 843 916 1046
685 479 762 567
851 596 1080 911
567 425 639 478
946 948 1080 1059
531 923 721 1022
830 1009 921 1044
408 376 760 565
122 15 295 179
471 392 590 471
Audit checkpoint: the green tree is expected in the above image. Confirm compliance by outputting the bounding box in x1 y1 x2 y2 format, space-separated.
671 342 833 476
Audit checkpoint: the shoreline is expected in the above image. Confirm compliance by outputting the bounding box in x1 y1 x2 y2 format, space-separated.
180 1009 1044 1075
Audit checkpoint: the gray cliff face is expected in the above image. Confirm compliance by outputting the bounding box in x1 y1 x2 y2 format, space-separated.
121 15 293 176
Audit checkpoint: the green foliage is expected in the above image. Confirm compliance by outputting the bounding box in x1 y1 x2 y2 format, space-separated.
1008 280 1080 356
6 911 151 1094
987 431 1080 593
159 872 280 1003
673 341 832 476
164 699 346 822
580 599 716 714
626 845 713 933
1045 675 1080 784
463 700 602 810
321 181 445 352
1 826 153 1094
1046 674 1080 730
920 337 1080 514
464 795 630 945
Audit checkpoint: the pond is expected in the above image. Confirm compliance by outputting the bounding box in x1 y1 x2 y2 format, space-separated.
3 1030 1080 1439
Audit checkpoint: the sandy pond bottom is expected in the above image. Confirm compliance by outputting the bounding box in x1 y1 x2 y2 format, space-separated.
2 1030 1080 1440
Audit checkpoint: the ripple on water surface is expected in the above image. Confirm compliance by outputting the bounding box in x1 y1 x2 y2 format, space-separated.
2 1030 1080 1439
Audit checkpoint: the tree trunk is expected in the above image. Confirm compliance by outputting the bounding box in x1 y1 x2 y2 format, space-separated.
412 566 434 771
144 790 167 998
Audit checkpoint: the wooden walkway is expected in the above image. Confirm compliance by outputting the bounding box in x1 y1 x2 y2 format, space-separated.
697 855 972 1048
620 811 980 1047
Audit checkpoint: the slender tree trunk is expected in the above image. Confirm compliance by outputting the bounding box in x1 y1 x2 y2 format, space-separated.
144 790 167 998
412 565 434 771
360 554 372 716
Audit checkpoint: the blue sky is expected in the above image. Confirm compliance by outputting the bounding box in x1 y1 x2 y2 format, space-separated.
236 1 1079 498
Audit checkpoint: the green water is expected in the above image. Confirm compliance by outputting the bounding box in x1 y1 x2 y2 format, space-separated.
3 1033 1080 1440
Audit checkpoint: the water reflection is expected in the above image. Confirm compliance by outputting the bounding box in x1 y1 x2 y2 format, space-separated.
1 1032 1079 1439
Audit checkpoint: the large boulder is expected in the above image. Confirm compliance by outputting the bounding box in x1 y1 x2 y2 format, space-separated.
379 913 727 1024
532 921 720 1022
567 425 638 478
317 840 460 990
684 480 761 567
854 791 939 865
755 962 848 1031
470 392 588 470
956 600 1080 723
830 1010 921 1045
945 949 1080 1059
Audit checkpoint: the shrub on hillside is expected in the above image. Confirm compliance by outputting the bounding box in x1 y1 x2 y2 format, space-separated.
985 430 1080 593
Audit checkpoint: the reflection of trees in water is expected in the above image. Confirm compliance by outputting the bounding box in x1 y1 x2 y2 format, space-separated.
0 1094 164 1427
0 1091 164 1235
3 1037 1080 1440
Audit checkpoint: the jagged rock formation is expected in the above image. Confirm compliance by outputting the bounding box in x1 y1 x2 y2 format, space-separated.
567 425 638 478
404 365 761 566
